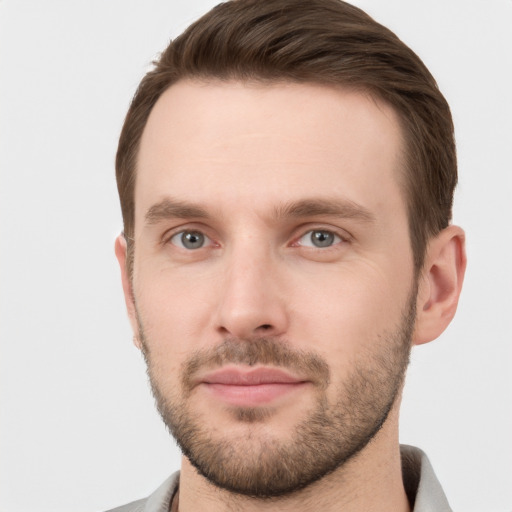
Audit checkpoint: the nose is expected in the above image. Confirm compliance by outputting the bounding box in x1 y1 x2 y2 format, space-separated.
214 242 289 340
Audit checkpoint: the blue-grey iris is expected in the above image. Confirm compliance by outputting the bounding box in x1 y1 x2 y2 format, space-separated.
182 231 205 249
311 231 335 247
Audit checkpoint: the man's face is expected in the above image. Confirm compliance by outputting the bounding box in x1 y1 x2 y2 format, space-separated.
126 81 417 496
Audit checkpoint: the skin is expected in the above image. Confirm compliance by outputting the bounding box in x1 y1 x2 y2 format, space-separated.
115 80 466 512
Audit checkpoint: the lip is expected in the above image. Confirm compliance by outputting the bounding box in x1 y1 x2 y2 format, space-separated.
197 367 309 407
201 367 305 386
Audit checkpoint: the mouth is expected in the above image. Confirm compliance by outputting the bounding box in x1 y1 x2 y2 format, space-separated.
197 366 310 407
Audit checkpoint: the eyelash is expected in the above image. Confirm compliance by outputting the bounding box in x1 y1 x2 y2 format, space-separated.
168 230 215 250
294 229 345 249
163 226 350 251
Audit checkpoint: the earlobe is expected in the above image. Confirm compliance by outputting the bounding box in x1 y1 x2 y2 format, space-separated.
114 234 141 349
413 225 467 345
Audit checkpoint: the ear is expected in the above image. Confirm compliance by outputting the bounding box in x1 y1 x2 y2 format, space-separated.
413 225 467 345
114 234 142 350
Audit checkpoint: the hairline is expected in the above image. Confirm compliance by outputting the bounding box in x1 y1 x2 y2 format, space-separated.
126 76 423 277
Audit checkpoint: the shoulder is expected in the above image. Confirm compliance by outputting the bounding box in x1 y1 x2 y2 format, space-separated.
400 445 453 512
103 472 180 512
104 497 147 512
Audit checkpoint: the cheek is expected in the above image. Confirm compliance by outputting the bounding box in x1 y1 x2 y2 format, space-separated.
133 266 218 363
290 260 413 359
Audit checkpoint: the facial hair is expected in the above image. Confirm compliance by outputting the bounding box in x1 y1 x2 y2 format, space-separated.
138 296 415 499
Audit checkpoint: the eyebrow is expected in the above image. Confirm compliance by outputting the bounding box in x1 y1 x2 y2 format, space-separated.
145 198 210 225
274 198 376 224
144 197 375 225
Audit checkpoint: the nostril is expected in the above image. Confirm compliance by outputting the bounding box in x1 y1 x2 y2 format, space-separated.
259 324 272 330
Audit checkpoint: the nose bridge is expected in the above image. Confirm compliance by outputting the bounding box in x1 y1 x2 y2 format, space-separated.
215 233 288 338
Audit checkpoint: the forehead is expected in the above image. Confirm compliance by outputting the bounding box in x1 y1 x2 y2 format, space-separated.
136 80 406 225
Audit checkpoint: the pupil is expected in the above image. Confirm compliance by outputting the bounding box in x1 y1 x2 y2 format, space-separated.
312 231 334 247
182 231 204 249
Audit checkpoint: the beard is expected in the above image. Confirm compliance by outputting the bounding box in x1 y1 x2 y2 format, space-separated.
138 295 415 499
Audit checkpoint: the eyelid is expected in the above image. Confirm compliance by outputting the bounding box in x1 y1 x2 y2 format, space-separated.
291 225 352 247
159 223 351 249
161 224 217 247
172 231 214 250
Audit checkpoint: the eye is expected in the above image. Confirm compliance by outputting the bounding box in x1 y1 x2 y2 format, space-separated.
297 230 342 248
169 230 212 250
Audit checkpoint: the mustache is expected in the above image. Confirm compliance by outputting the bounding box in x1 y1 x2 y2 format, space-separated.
181 337 330 392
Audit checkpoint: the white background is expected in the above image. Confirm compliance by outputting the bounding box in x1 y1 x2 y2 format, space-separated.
1 1 511 511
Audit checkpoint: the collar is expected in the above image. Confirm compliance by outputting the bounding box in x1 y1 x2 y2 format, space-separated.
139 445 452 512
401 445 452 512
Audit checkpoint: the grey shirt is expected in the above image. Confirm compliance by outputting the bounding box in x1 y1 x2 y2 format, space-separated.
105 445 452 512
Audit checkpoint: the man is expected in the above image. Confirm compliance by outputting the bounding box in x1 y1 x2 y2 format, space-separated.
111 0 466 510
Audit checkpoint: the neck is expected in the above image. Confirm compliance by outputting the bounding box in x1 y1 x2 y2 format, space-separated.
176 406 410 512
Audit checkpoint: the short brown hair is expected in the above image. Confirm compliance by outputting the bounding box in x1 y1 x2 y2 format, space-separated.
116 0 456 273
